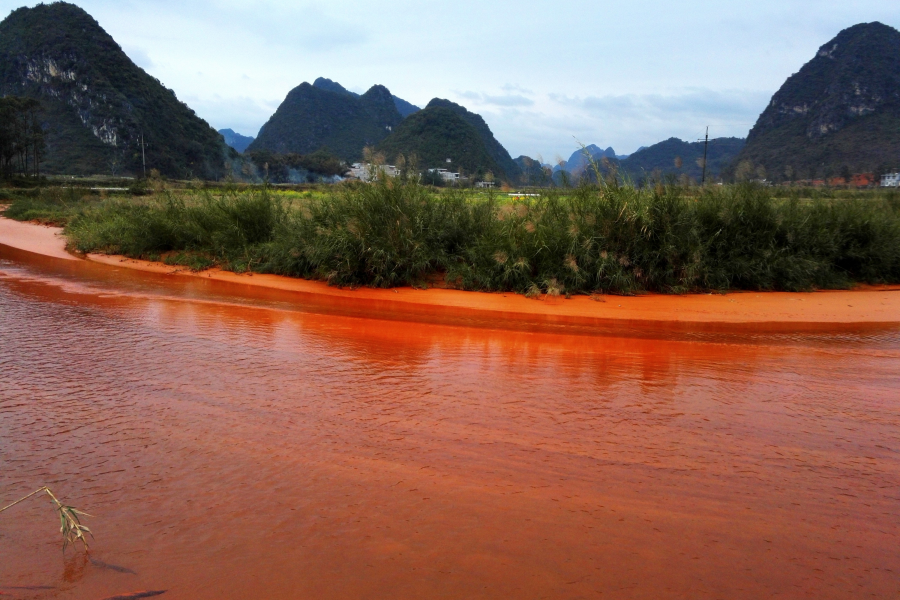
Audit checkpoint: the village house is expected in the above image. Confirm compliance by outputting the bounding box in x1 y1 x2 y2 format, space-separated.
881 173 900 187
427 168 463 184
350 163 401 182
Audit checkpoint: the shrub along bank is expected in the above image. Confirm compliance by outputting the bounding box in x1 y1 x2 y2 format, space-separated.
29 179 900 294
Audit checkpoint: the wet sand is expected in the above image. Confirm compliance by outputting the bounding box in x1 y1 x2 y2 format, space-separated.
0 217 76 261
1 215 899 599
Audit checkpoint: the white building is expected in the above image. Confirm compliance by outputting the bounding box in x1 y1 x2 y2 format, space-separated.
350 163 401 182
427 168 462 184
881 173 900 187
475 181 496 188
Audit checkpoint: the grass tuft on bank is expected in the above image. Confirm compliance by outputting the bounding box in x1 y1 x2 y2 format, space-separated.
2 187 97 226
9 179 900 294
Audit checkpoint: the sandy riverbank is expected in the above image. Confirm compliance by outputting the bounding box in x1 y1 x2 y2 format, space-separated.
0 215 77 261
2 215 899 325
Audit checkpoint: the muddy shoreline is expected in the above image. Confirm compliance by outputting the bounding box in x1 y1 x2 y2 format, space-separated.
2 215 899 327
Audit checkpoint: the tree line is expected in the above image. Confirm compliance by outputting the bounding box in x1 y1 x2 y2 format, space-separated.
246 148 347 183
0 96 45 179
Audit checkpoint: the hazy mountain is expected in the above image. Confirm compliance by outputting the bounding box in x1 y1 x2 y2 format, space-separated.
733 22 900 181
514 155 552 186
219 129 254 153
313 77 421 118
554 145 618 175
248 82 403 162
376 104 505 180
392 96 421 118
620 137 746 182
0 2 232 178
544 138 745 185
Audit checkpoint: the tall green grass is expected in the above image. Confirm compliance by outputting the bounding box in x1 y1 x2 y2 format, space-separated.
2 187 96 226
68 189 284 272
60 179 900 294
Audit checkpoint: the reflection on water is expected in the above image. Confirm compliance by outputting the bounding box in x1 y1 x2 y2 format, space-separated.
1 247 899 600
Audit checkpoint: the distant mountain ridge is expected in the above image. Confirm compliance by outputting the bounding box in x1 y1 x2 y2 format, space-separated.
219 129 254 153
248 82 403 162
9 5 891 186
313 77 421 118
525 137 745 186
733 22 900 180
0 2 231 178
620 137 746 182
554 145 619 175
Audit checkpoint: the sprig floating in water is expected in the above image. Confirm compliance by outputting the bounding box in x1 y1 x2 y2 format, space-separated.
0 486 93 552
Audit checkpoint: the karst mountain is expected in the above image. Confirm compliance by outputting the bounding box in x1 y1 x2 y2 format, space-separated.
0 2 232 178
734 22 900 181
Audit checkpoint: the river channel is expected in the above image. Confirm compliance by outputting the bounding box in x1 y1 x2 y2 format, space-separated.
1 243 898 599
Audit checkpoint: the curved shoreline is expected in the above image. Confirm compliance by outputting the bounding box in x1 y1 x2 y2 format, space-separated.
2 215 899 326
0 214 77 261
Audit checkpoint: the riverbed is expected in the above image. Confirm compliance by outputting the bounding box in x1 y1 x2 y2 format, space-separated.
1 223 898 599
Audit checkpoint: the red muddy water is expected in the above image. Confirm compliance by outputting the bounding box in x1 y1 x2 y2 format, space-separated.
1 242 899 600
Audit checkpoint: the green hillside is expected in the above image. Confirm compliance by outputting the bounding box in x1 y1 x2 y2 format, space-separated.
424 99 520 181
376 106 506 180
0 2 231 178
733 22 900 181
248 83 403 162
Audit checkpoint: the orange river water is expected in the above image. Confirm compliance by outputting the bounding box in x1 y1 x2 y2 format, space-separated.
1 218 899 599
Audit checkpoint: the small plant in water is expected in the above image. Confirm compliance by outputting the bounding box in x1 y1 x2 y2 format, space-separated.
0 487 93 551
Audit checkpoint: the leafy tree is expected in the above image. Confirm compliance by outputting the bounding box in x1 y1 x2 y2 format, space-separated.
0 96 44 178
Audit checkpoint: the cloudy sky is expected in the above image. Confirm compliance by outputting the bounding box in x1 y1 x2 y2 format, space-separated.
3 1 897 160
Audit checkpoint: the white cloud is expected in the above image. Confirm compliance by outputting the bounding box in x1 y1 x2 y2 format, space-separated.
122 45 154 69
548 89 770 125
476 89 771 158
455 91 535 107
500 83 535 95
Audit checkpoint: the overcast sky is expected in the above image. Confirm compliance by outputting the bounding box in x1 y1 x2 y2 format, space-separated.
3 1 898 160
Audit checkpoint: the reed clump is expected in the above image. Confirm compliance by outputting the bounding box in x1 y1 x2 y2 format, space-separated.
0 487 92 552
59 178 900 295
68 188 284 272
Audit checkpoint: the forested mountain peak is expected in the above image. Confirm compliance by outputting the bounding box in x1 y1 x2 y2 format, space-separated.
0 1 231 178
313 77 356 97
312 76 421 118
734 22 900 180
248 81 403 162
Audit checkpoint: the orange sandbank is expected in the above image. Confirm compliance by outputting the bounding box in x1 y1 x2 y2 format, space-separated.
2 215 899 325
0 215 77 261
